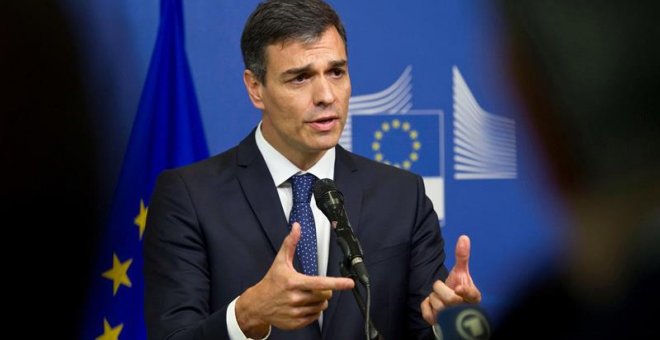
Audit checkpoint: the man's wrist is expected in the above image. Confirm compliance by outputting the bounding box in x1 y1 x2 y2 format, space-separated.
235 287 270 338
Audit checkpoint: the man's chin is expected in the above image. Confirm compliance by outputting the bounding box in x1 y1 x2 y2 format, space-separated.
313 143 339 152
320 135 342 149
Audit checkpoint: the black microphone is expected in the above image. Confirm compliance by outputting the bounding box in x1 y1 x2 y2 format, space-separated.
434 304 491 340
313 178 370 285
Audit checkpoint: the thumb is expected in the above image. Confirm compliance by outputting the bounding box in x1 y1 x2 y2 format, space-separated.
454 235 471 272
279 222 301 267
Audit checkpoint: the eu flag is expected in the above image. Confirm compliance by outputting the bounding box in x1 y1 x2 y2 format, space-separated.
81 0 208 338
351 113 441 176
351 112 445 223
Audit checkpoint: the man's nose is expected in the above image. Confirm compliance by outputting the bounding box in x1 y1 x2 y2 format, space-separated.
312 77 336 107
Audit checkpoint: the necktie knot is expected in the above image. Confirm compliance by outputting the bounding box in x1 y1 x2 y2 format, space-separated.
291 173 316 204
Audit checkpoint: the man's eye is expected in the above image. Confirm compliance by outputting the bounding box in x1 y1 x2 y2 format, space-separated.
292 74 308 83
331 69 345 77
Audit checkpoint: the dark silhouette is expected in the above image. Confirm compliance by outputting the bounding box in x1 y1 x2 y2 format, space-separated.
494 1 660 338
1 2 98 338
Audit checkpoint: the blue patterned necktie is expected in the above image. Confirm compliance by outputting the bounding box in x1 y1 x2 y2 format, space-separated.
289 173 318 276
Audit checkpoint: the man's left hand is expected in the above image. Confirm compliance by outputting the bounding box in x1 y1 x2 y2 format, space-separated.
420 235 482 325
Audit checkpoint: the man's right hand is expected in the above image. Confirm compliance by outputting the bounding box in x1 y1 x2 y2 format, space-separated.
235 222 355 338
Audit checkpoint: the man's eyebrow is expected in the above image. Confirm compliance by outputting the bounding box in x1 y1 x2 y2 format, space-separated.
280 59 348 79
281 64 313 78
328 59 347 69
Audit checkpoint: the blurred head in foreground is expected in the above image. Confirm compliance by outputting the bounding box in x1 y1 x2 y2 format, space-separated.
496 0 660 338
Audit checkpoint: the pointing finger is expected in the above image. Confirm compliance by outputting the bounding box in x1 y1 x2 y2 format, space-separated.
295 275 355 291
454 235 471 272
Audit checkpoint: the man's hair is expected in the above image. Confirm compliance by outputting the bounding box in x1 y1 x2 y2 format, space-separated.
241 0 347 84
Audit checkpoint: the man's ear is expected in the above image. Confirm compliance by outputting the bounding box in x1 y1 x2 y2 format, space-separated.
243 70 265 110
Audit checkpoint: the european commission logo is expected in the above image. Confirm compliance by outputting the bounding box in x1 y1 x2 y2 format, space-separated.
452 67 517 180
341 65 517 225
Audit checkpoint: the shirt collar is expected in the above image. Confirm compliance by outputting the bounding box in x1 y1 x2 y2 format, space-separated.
255 121 335 187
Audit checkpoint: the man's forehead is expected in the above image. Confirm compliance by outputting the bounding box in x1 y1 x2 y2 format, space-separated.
264 34 347 69
270 35 345 53
268 27 344 53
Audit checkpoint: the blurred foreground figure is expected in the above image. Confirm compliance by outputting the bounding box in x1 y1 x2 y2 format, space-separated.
2 2 97 338
495 1 660 339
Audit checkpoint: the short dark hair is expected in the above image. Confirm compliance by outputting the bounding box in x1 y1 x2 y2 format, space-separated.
241 0 347 84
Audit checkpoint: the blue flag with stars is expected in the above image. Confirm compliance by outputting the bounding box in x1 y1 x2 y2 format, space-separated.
81 0 208 338
352 114 441 176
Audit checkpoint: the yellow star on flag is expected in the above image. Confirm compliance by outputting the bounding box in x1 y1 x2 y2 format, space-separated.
101 253 133 296
134 198 148 240
96 318 123 340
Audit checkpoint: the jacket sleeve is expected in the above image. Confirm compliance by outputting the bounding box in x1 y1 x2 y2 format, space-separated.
143 169 231 340
407 174 449 339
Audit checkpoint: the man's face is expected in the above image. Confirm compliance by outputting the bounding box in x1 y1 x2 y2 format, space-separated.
244 26 351 168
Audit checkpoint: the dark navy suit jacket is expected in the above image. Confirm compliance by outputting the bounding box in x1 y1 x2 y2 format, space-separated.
144 130 448 339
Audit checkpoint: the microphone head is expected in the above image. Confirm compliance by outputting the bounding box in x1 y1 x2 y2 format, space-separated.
312 178 343 219
434 304 491 340
313 178 336 201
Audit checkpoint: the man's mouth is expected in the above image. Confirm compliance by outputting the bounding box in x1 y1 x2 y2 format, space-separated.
308 116 339 132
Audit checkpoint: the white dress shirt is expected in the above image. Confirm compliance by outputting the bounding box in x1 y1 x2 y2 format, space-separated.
227 122 335 339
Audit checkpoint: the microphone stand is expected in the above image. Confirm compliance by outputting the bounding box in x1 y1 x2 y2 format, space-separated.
340 258 384 340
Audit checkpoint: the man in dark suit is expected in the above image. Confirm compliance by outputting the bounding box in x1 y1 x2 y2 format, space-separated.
144 1 481 339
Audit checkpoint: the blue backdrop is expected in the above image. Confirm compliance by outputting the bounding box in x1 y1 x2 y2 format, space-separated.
63 0 565 335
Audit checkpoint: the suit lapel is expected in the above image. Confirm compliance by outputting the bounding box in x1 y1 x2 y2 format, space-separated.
235 131 290 255
322 145 362 338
